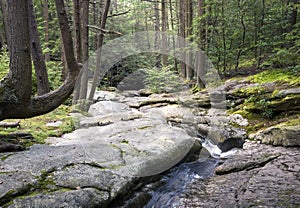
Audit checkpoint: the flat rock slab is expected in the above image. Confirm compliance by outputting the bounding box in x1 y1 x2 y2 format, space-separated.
0 98 195 207
179 141 300 207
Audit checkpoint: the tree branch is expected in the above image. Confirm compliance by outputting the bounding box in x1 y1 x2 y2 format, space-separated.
107 10 130 18
88 25 122 35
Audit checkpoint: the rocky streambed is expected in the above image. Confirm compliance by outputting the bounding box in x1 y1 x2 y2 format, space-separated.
0 84 299 207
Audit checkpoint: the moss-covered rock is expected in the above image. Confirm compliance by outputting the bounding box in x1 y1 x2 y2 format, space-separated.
249 121 300 147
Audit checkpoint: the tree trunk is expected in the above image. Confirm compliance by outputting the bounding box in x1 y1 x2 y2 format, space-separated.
73 0 82 62
161 0 168 66
43 0 50 62
88 0 111 101
28 0 50 95
169 0 178 73
185 0 193 80
178 0 186 78
196 0 205 88
79 0 89 100
0 0 8 47
6 0 32 103
154 0 161 66
0 0 79 120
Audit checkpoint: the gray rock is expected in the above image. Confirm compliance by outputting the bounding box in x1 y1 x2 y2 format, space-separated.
79 111 143 128
88 101 131 116
229 114 249 126
0 104 195 207
198 123 246 151
180 141 300 207
9 188 109 208
94 90 123 101
249 124 300 147
275 87 300 98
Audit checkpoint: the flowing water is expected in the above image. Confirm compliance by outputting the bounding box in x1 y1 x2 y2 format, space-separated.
144 158 219 208
143 138 237 208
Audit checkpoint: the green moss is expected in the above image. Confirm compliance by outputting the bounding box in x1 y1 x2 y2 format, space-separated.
247 68 300 86
0 105 75 144
275 117 300 127
0 153 13 161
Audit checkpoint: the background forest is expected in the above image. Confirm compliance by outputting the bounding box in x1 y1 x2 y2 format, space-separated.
1 0 299 90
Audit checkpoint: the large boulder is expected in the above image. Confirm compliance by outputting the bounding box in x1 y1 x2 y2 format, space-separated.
0 99 195 207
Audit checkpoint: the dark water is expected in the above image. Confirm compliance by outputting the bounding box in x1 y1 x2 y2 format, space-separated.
144 158 219 208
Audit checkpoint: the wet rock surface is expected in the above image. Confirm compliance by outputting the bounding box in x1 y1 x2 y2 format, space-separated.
180 141 300 207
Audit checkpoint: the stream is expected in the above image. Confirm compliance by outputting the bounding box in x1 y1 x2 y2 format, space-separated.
129 138 237 208
144 158 220 208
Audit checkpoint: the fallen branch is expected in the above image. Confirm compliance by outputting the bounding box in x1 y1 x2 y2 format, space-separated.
88 25 122 35
0 120 20 128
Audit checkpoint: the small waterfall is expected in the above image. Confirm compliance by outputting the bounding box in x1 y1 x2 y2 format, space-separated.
144 137 238 208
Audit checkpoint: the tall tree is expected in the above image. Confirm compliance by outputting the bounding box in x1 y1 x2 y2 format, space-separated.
79 0 89 100
28 0 50 95
88 0 111 101
161 0 168 66
178 0 186 78
0 0 79 120
43 0 50 62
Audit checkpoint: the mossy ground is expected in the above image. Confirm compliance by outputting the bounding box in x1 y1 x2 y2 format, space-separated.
228 68 300 133
0 105 75 145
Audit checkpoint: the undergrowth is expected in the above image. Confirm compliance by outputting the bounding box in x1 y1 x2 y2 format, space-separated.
0 105 75 144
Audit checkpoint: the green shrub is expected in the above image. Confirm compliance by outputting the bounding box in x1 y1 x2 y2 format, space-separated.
144 66 180 93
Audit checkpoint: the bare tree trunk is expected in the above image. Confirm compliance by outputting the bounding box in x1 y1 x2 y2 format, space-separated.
154 1 161 66
0 0 8 47
169 0 178 73
6 0 32 103
185 0 193 80
28 0 50 95
178 0 186 78
196 0 205 88
161 0 168 66
79 0 89 100
88 0 111 101
43 0 50 62
73 0 82 62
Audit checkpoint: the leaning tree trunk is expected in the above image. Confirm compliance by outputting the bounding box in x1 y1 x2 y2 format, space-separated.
88 0 111 101
28 0 50 95
0 0 79 120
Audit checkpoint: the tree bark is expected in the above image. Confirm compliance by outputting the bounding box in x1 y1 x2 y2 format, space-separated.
73 0 82 62
28 0 50 95
6 0 32 103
